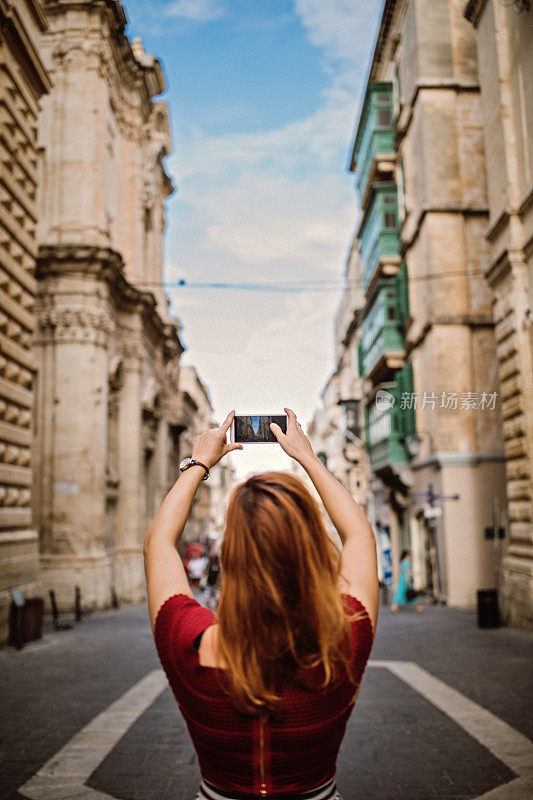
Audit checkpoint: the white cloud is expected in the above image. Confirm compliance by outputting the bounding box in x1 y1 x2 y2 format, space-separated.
172 97 357 182
294 0 380 64
164 0 225 21
186 173 354 269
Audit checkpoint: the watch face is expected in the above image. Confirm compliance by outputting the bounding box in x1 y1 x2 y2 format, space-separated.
179 457 193 470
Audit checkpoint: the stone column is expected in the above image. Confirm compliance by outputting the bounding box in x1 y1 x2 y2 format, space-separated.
35 267 113 612
114 335 144 603
155 399 170 507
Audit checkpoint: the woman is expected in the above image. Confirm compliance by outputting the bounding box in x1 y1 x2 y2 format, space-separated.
390 549 423 613
144 408 379 799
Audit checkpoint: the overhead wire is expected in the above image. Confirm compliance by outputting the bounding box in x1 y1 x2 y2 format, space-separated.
133 268 488 292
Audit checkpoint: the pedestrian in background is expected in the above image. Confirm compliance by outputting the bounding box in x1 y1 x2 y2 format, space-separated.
187 553 208 591
391 549 423 613
203 552 221 610
144 409 378 800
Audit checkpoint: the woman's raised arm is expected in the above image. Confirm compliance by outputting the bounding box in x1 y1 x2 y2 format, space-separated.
270 408 379 634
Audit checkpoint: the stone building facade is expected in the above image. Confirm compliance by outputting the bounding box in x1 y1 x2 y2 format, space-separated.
307 284 370 537
30 0 189 614
464 0 533 628
335 0 508 611
0 0 52 641
176 364 236 552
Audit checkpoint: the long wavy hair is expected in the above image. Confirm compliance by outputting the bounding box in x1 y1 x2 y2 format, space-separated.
215 471 367 716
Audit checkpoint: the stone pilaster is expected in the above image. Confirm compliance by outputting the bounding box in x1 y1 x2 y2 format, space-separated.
113 335 144 603
33 248 115 611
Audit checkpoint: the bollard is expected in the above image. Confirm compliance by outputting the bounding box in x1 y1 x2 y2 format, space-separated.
49 589 60 630
477 589 499 628
49 590 73 631
9 588 25 649
75 586 82 622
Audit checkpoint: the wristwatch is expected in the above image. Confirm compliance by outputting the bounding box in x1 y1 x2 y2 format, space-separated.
179 457 210 481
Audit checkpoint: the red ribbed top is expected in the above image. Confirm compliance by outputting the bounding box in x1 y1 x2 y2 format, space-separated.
154 593 374 797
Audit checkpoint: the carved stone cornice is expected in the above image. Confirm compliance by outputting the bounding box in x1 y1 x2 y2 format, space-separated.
44 0 127 33
43 1 165 108
37 244 124 278
368 0 398 81
36 244 185 356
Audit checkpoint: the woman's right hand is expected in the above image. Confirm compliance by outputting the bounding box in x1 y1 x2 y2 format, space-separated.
270 407 316 466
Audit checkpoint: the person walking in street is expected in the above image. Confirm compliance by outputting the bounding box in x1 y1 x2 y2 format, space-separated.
390 549 423 613
203 552 221 610
187 552 209 592
144 408 378 800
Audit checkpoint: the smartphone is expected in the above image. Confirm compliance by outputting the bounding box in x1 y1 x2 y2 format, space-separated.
230 414 288 444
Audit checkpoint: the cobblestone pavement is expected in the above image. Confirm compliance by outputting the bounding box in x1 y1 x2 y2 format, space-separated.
0 597 532 800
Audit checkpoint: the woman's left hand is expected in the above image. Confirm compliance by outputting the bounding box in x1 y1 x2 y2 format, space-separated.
191 410 243 469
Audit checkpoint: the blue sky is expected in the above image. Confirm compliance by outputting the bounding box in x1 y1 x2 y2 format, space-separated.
124 0 383 477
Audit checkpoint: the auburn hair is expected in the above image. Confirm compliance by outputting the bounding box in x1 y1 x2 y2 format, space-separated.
215 471 367 717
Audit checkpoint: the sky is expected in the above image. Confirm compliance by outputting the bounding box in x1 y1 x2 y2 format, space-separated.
123 0 383 478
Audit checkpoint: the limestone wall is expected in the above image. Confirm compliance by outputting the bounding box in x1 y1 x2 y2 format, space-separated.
465 0 533 628
0 0 51 645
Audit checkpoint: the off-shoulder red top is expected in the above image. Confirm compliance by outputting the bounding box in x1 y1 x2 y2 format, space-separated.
154 593 374 797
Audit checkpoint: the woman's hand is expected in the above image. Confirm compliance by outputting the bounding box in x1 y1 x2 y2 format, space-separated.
270 407 316 465
191 410 243 469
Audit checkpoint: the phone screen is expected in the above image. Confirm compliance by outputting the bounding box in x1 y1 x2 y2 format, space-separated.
232 415 287 443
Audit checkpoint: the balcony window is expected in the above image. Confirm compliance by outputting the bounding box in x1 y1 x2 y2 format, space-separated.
351 83 395 197
339 399 360 444
360 264 409 378
364 364 416 471
359 184 401 291
357 339 364 378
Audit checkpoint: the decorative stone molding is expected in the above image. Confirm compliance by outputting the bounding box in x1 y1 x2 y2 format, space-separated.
142 104 173 208
44 1 164 110
36 244 184 351
37 244 124 278
0 485 31 507
37 308 114 334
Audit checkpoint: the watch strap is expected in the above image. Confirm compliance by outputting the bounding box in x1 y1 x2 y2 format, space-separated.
183 459 210 480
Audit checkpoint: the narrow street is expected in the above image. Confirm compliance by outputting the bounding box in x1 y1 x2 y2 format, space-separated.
1 600 531 800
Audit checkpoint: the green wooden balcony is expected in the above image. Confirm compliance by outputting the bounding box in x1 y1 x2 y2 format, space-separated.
360 265 409 383
359 183 401 294
364 363 416 472
351 83 396 199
